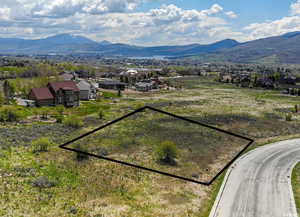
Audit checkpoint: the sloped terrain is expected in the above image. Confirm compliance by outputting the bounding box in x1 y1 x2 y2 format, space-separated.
188 31 300 64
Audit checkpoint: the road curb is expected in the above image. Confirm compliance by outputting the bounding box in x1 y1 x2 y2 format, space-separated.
208 139 300 217
208 145 268 217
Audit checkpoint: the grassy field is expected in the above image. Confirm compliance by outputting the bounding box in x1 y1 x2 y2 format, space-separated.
292 163 300 216
1 75 300 216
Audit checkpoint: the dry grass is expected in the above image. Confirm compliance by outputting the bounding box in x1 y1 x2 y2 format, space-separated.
1 75 300 216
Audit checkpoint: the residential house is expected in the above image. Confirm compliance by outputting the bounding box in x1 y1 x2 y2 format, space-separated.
60 73 74 81
236 75 251 87
47 81 80 107
60 72 78 81
254 77 276 89
28 87 54 106
99 80 126 90
282 84 300 96
220 74 233 83
280 75 297 85
76 80 97 100
135 82 153 92
120 69 138 77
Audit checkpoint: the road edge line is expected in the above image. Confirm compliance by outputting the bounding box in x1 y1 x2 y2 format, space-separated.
208 140 300 217
208 145 266 217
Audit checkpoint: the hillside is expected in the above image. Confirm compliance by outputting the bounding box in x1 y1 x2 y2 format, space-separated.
187 31 300 64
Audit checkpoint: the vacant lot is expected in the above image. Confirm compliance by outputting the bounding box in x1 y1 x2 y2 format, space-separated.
69 108 248 183
1 75 300 216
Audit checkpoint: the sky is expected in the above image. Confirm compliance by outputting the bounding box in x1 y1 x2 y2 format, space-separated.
0 0 300 46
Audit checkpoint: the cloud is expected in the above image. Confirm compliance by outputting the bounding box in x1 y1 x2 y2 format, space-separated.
291 0 300 15
0 7 11 21
0 0 142 19
80 4 240 45
202 4 223 16
225 11 238 19
0 2 243 45
242 1 300 40
31 0 142 18
244 16 300 40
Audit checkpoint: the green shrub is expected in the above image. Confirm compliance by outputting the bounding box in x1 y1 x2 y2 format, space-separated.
63 116 84 128
0 106 23 122
286 113 292 121
32 137 52 153
75 144 89 162
155 140 178 165
98 110 104 119
56 114 64 123
40 107 51 120
56 105 65 115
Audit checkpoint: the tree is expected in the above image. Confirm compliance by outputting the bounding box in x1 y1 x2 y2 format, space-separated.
155 141 178 166
0 106 23 122
3 80 15 104
273 71 281 81
0 91 4 106
118 88 122 97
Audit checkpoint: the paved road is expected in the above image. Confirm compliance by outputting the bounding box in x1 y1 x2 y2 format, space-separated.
209 139 300 217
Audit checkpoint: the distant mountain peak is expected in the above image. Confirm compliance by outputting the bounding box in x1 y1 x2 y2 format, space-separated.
99 40 112 46
216 38 239 44
282 31 300 38
40 33 97 45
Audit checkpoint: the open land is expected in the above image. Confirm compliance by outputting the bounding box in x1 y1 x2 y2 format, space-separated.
1 76 300 216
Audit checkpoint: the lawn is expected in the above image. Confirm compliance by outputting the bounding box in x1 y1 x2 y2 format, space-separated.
292 163 300 216
1 75 300 216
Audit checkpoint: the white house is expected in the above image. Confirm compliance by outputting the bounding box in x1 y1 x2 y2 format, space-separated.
76 80 97 100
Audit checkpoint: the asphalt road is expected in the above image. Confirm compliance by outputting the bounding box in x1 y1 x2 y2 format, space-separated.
209 139 300 217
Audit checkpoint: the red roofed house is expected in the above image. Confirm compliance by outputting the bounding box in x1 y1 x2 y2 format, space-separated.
47 81 80 107
28 87 54 106
29 81 80 107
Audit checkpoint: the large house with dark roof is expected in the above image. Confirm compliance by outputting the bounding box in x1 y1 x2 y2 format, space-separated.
48 81 80 107
29 81 80 107
28 87 54 106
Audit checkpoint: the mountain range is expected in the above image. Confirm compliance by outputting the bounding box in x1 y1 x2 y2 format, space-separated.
189 31 300 64
0 32 300 64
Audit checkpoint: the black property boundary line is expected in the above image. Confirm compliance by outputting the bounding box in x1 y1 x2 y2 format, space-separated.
59 106 254 186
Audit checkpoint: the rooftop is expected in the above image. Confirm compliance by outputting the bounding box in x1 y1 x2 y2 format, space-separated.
30 87 54 100
48 81 80 92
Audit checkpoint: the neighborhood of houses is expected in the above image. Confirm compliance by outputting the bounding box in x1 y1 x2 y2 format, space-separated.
11 63 300 108
218 72 300 96
17 68 169 107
